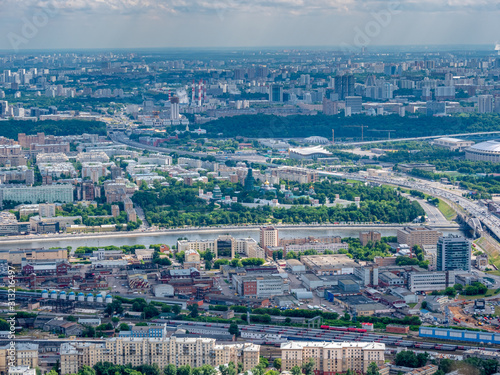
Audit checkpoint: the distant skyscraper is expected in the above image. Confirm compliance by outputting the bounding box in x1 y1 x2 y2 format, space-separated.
478 95 494 114
300 74 311 86
0 101 8 116
345 96 362 114
170 96 180 120
269 84 283 103
436 235 471 272
334 74 354 100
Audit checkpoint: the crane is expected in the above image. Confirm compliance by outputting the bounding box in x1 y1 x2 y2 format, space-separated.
369 129 397 140
345 125 368 142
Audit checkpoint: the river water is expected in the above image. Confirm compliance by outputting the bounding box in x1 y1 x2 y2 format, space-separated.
0 227 464 250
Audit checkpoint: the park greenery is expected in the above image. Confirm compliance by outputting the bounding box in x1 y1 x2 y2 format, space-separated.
0 119 107 140
438 357 499 375
202 113 500 140
430 281 490 297
132 178 425 228
59 203 129 227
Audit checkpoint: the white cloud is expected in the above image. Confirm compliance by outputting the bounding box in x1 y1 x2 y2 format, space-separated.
3 0 497 17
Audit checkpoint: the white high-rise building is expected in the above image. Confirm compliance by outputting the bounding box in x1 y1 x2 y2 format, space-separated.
170 97 180 120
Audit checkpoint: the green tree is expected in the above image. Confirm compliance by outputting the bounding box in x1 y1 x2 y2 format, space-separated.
366 363 380 375
229 322 240 337
394 351 418 368
260 357 269 368
164 364 177 375
291 366 302 375
118 323 130 331
172 305 182 315
188 304 199 318
438 359 453 374
301 358 315 375
273 358 282 371
177 365 192 375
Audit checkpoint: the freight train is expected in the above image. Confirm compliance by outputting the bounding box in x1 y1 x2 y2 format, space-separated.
320 325 367 333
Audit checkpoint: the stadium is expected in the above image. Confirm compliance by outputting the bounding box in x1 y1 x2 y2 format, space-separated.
465 140 500 162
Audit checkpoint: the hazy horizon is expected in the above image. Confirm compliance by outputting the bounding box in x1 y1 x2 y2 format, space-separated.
1 0 499 52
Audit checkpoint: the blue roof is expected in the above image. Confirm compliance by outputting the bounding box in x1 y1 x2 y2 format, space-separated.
96 294 102 297
78 292 84 295
105 295 112 299
42 290 48 293
69 291 75 295
420 309 430 314
60 291 66 294
87 293 93 296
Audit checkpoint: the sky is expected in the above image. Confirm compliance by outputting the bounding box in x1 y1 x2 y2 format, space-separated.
0 0 499 51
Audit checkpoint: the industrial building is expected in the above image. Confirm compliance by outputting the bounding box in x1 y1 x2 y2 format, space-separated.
232 274 289 298
419 327 500 345
300 254 357 276
432 137 474 151
407 270 456 292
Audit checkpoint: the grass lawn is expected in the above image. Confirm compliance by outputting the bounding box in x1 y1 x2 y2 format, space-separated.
486 270 500 276
495 306 500 317
408 303 417 308
345 179 363 184
438 199 457 221
461 288 500 300
476 236 500 269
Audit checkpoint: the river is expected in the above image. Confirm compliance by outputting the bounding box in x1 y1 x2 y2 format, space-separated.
0 226 464 250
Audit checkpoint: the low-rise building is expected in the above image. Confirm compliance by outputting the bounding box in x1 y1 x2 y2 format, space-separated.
300 254 357 276
407 271 455 292
232 274 289 297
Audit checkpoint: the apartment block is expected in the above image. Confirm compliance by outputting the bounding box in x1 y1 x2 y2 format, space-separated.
0 184 74 206
178 235 264 259
360 231 381 246
396 227 442 248
260 226 278 250
281 341 385 374
271 167 318 184
60 338 260 375
0 343 38 375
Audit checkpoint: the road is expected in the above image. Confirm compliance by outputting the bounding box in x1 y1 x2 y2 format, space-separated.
339 131 500 146
109 132 208 158
342 171 500 288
